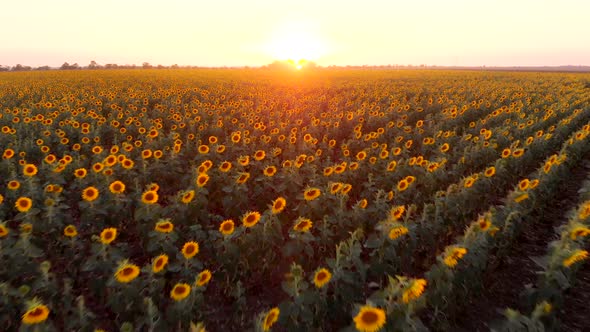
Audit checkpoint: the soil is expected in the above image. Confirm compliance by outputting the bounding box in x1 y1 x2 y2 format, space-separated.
451 159 590 332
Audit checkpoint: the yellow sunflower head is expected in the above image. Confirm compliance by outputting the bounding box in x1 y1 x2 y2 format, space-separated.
170 283 191 301
242 211 261 228
313 268 332 288
353 305 386 332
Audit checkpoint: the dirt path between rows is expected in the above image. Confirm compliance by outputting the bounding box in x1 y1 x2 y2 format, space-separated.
451 160 590 332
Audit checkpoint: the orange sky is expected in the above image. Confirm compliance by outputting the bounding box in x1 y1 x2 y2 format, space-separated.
1 0 589 67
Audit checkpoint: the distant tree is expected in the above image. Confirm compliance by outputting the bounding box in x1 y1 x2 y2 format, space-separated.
104 63 118 69
171 64 179 69
12 64 31 71
0 65 8 72
88 60 100 69
60 62 70 70
142 62 152 69
35 66 51 71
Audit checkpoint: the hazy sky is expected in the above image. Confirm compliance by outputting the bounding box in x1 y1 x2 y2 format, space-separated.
1 0 589 67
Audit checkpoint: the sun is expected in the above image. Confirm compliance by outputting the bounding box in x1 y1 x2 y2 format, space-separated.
266 20 327 67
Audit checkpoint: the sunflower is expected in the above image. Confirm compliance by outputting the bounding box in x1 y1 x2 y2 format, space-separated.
92 162 104 173
253 150 266 161
563 250 588 268
464 177 476 188
389 205 406 220
237 155 250 166
215 144 225 154
236 172 250 184
91 146 103 154
353 305 386 332
293 217 312 233
263 166 277 177
104 155 117 167
198 145 210 154
152 254 169 273
402 279 427 303
15 197 33 212
196 173 210 187
23 163 38 177
0 223 9 238
100 227 117 245
196 269 212 287
22 301 50 325
231 132 241 143
571 225 590 240
313 268 332 288
109 180 125 194
477 216 491 231
443 246 468 268
182 241 199 259
2 148 15 159
114 262 140 283
74 168 87 178
8 180 21 190
397 179 409 192
219 161 232 172
440 143 450 153
356 151 367 161
501 148 511 158
357 199 368 209
141 190 159 204
514 193 529 203
242 211 261 228
82 186 99 202
219 219 235 236
543 163 552 174
271 197 286 214
341 183 352 195
141 149 152 159
388 225 409 240
303 188 321 201
484 166 496 177
512 148 525 158
323 166 334 176
155 219 174 233
329 182 343 195
518 179 530 191
63 225 77 237
121 158 134 169
180 190 195 204
386 160 397 172
170 283 191 301
262 307 280 331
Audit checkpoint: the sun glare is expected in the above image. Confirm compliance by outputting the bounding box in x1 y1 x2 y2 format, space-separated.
266 20 326 66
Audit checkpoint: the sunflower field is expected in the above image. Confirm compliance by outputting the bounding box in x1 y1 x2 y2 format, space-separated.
1 69 589 332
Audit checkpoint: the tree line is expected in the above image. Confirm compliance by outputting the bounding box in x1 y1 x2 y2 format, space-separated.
0 61 196 72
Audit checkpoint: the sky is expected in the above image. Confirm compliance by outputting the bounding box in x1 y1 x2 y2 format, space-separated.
1 0 590 67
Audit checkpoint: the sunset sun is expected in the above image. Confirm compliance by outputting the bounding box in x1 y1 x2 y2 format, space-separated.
265 20 327 68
